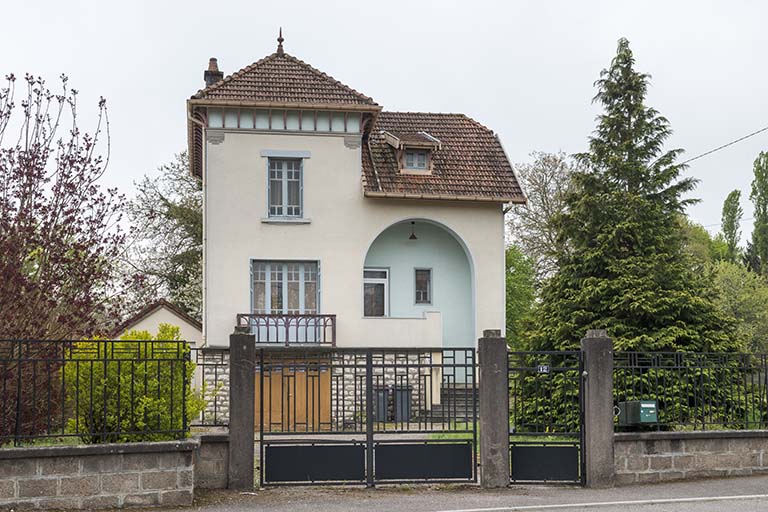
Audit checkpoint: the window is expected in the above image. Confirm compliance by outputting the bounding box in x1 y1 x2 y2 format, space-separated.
404 149 428 170
415 268 432 304
268 158 302 217
252 261 318 314
363 268 389 317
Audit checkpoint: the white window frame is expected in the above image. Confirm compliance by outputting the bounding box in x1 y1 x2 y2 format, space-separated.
404 149 429 170
251 260 320 315
363 267 389 317
267 158 303 218
414 267 432 305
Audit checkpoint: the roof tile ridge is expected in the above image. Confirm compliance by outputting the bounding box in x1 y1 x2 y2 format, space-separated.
193 52 280 99
281 52 378 105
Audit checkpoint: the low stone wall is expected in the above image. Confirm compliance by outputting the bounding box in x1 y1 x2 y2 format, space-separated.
615 430 768 485
0 439 197 510
194 434 229 489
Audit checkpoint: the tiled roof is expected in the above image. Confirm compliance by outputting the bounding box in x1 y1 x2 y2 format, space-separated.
363 112 525 203
192 52 379 107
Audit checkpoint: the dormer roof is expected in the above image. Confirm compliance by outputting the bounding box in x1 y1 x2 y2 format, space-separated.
191 51 379 109
363 112 525 203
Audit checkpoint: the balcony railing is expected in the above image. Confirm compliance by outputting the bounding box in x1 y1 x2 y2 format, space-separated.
236 313 336 346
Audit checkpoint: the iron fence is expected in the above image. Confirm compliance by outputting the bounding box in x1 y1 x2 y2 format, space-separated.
256 347 478 486
0 339 191 445
191 347 229 427
614 352 768 431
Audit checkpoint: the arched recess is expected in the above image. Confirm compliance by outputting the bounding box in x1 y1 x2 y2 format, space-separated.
362 218 475 347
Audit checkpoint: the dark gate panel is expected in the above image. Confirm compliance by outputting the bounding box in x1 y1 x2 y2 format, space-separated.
375 442 473 481
508 351 585 485
263 443 365 483
510 445 579 482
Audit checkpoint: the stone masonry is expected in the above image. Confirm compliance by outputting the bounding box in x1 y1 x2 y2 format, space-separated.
615 431 768 485
0 439 197 510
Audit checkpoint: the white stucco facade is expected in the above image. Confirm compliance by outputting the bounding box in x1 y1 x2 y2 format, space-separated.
203 129 506 348
117 305 203 346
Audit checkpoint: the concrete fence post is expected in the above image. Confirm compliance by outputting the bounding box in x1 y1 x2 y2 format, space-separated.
581 329 615 488
228 330 255 490
478 329 510 488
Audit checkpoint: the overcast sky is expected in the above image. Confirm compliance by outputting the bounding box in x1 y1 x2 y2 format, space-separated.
2 0 766 240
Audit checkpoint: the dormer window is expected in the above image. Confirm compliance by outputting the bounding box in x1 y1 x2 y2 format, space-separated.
405 150 428 170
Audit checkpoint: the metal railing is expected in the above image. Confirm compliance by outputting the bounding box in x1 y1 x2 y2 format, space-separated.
614 352 768 431
0 339 191 445
191 347 229 427
236 313 336 346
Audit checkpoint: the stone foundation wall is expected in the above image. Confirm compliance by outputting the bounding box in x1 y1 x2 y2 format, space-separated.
194 434 229 489
0 440 197 510
615 431 768 485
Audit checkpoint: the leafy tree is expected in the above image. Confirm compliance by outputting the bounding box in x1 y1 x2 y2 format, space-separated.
505 245 536 349
750 152 768 274
0 74 125 339
712 261 768 353
124 152 202 320
680 217 727 268
530 38 735 353
507 152 575 283
720 190 743 263
64 324 204 443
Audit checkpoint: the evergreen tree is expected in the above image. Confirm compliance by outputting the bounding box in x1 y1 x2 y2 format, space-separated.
750 152 768 273
720 190 743 263
531 38 734 352
505 245 536 350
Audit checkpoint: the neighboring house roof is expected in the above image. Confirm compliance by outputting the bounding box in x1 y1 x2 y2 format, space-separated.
191 51 379 107
363 112 526 203
110 299 202 338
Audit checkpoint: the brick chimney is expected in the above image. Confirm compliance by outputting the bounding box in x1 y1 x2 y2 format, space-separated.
204 58 223 87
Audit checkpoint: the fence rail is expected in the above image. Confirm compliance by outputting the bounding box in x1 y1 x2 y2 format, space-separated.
614 351 768 431
0 339 191 445
191 347 229 427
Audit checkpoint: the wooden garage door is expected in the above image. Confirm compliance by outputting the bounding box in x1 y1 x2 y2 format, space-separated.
255 363 331 432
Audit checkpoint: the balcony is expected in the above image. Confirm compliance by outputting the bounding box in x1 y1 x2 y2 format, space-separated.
236 313 336 346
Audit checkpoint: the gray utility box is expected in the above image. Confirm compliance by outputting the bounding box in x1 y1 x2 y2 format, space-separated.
372 385 413 422
618 400 658 426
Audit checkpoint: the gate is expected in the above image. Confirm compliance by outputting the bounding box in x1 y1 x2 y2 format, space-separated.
508 351 584 485
256 347 477 486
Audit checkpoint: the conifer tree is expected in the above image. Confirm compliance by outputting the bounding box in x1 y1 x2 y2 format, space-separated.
530 38 734 352
750 152 768 273
720 190 743 263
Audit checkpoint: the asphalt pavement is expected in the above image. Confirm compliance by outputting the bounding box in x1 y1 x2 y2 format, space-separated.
165 475 768 512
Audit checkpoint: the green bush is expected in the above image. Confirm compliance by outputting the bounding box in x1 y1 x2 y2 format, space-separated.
63 323 204 443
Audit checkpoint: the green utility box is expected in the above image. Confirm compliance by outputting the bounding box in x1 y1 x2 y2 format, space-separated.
618 400 658 426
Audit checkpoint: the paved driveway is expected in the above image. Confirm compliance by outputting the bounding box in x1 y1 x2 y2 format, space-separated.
165 475 768 512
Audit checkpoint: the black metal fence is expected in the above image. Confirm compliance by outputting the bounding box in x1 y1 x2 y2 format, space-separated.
614 352 768 431
256 347 478 486
191 347 229 427
508 351 584 484
0 339 191 445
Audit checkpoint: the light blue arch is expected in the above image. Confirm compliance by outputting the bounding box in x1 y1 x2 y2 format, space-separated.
363 218 476 347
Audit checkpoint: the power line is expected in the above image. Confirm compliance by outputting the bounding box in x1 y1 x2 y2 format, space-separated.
702 217 754 229
681 124 768 166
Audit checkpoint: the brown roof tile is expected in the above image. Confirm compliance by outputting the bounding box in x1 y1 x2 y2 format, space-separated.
363 112 525 203
192 52 378 106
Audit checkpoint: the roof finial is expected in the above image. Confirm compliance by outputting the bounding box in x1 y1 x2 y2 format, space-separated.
277 27 284 55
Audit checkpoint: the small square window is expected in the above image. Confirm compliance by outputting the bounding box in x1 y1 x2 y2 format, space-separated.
404 150 428 170
415 268 432 304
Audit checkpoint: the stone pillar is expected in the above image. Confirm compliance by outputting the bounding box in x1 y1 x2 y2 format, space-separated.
228 331 255 490
478 329 510 488
581 329 615 488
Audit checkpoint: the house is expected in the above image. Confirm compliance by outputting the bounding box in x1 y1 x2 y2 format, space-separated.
187 32 525 350
111 299 203 345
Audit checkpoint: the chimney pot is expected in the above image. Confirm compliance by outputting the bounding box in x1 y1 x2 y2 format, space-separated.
203 57 224 87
